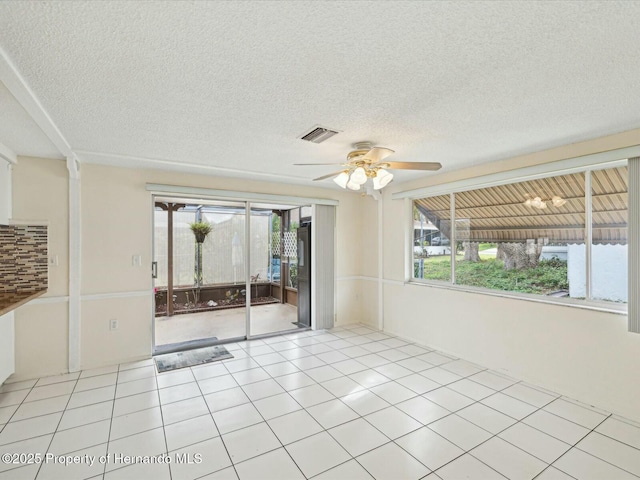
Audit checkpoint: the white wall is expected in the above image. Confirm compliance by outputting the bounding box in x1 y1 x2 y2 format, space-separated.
8 159 369 379
11 157 69 379
0 161 10 222
0 160 15 384
380 127 640 423
78 164 367 369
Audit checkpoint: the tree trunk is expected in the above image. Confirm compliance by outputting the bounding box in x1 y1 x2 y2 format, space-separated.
463 242 480 262
500 240 543 270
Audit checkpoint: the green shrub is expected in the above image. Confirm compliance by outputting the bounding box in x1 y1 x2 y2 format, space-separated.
420 257 568 294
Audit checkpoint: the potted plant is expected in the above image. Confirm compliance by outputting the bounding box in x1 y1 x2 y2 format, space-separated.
190 221 212 243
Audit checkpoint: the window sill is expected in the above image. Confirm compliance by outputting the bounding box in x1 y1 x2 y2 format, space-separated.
406 279 628 315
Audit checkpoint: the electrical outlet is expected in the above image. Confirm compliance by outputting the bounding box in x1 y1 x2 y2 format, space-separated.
49 256 59 266
132 255 142 267
109 319 118 330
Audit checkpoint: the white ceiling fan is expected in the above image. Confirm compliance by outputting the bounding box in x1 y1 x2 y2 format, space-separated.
294 142 442 191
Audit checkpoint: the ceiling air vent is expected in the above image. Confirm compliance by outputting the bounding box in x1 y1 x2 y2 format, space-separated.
299 126 340 144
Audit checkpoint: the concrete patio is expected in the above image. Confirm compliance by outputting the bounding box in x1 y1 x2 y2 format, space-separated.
155 302 299 346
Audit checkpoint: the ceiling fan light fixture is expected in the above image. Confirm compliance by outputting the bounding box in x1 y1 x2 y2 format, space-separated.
525 194 564 209
531 197 543 208
552 195 567 207
373 169 393 190
346 179 361 191
333 171 350 189
351 167 368 185
297 142 441 192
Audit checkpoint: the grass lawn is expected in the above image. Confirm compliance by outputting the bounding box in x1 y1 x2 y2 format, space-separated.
417 256 568 295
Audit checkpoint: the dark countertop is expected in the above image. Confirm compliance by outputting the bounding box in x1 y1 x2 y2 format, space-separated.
0 290 47 316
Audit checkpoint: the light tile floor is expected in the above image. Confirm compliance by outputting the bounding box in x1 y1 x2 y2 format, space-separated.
1 324 639 480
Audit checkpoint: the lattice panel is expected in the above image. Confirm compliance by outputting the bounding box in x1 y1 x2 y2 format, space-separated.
283 231 297 258
271 232 281 255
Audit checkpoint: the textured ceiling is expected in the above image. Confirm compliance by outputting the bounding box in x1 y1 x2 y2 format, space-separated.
0 81 61 159
0 1 639 186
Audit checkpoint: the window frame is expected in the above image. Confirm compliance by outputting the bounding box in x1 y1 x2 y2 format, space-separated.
395 147 638 315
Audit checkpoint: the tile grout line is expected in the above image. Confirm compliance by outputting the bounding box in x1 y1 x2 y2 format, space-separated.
99 361 190 477
532 413 614 480
226 339 377 478
235 344 325 475
0 378 40 436
380 399 507 478
351 367 564 479
551 413 640 479
153 362 172 480
240 340 402 479
188 359 243 480
101 363 122 478
429 390 562 479
34 374 81 479
1 325 637 480
42 356 624 476
587 427 640 454
0 380 47 477
455 390 598 479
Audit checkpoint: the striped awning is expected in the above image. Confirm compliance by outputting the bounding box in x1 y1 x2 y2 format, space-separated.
415 166 628 244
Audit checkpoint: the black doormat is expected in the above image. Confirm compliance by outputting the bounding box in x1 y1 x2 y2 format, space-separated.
154 345 234 373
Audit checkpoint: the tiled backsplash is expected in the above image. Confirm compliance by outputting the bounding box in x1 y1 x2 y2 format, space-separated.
0 224 48 293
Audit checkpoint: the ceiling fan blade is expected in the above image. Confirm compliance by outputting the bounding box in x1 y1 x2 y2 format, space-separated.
362 147 395 163
384 161 442 171
294 163 344 166
313 171 346 181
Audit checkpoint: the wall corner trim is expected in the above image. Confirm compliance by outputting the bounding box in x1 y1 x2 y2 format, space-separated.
67 156 81 371
0 46 73 158
0 142 17 165
628 157 640 333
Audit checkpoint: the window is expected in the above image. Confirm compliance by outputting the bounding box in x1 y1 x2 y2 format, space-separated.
413 194 452 282
411 163 628 305
590 166 628 303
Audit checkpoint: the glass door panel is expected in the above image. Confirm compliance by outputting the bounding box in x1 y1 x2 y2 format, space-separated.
153 199 246 352
249 204 309 337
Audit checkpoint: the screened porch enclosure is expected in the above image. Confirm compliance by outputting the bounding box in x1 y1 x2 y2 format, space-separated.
153 199 309 349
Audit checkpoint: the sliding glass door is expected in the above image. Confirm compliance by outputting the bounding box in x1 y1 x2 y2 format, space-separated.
153 199 247 353
152 197 314 352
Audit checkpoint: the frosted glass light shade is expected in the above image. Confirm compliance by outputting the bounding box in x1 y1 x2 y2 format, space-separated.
552 196 566 207
373 169 393 190
531 197 543 208
346 179 361 190
351 167 367 185
333 172 349 188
